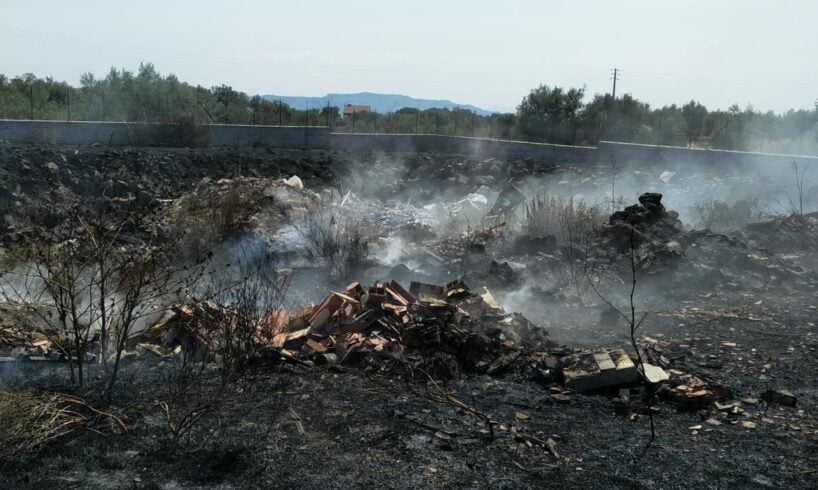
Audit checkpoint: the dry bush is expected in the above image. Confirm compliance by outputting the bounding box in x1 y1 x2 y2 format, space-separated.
293 203 369 277
202 249 292 373
442 216 509 271
690 197 765 232
0 389 124 461
523 194 605 290
1 240 99 387
0 212 201 395
524 194 605 245
155 341 291 447
167 114 212 148
170 181 265 261
126 123 159 147
154 359 291 448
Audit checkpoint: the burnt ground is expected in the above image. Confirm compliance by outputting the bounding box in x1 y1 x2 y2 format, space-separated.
1 291 816 490
1 145 817 488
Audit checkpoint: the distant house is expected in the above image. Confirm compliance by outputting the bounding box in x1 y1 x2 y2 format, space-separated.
342 104 371 118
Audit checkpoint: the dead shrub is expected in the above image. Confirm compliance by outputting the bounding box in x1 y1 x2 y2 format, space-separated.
0 389 125 461
169 180 265 260
126 122 160 147
292 203 369 277
690 197 764 232
523 194 604 245
523 194 604 289
155 362 291 449
0 211 201 395
167 114 212 148
202 249 292 374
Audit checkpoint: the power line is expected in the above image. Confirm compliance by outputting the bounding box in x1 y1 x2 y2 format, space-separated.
610 68 621 99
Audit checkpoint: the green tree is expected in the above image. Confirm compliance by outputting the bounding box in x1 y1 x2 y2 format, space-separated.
681 100 708 147
516 84 584 144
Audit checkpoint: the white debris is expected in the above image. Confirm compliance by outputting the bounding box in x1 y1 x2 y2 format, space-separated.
659 171 676 183
283 175 304 190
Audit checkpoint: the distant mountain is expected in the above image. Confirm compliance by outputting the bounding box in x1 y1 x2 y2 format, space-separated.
260 92 493 115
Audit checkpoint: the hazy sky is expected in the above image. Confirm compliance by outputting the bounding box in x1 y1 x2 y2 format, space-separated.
1 1 816 113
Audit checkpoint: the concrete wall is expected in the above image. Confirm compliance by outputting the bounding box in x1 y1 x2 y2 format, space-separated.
328 133 596 163
0 119 331 148
2 119 818 168
596 141 818 168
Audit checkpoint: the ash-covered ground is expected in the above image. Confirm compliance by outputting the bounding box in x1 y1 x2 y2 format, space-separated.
1 145 817 489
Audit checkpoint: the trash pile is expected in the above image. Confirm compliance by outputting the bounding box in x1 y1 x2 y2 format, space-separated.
0 280 753 420
280 280 546 377
0 323 73 363
731 211 818 254
129 278 732 413
136 279 551 378
600 192 683 257
592 193 816 294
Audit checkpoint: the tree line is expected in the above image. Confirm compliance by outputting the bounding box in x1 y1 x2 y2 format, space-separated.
515 85 818 154
1 63 816 154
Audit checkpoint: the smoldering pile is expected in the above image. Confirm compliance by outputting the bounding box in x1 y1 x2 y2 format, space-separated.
588 193 816 294
126 278 737 418
137 279 552 379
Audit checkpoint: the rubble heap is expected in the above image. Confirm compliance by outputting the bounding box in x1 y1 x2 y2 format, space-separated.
731 211 818 254
604 192 683 254
0 325 58 362
279 279 552 376
594 193 816 293
139 279 550 377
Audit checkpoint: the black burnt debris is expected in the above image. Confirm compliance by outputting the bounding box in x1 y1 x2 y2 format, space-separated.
1 144 817 489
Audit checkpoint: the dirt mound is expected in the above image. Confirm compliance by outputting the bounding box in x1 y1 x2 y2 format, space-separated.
0 145 344 245
731 212 818 254
593 193 816 295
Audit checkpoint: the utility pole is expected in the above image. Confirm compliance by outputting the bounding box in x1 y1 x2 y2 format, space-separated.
29 84 34 120
610 68 620 99
67 87 71 122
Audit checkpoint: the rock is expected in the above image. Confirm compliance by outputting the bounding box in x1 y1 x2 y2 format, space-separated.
562 349 640 393
45 161 59 173
640 363 670 384
283 175 304 190
514 234 558 254
638 192 665 213
761 389 797 407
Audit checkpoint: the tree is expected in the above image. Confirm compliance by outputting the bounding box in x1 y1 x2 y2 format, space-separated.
681 100 709 148
516 84 584 144
320 105 340 125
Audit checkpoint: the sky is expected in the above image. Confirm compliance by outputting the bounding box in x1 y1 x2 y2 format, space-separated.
1 0 816 113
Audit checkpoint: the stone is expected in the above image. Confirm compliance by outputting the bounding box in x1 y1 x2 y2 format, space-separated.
640 363 670 384
562 349 639 393
761 389 797 407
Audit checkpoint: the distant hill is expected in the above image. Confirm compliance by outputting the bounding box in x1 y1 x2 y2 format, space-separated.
261 92 493 115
